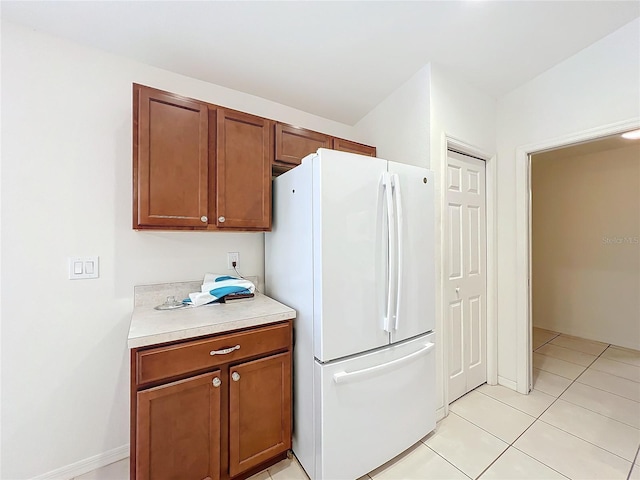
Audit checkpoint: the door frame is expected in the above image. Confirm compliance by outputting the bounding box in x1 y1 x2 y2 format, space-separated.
514 118 640 394
439 134 498 415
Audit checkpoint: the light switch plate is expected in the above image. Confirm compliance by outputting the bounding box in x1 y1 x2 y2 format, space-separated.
68 256 99 280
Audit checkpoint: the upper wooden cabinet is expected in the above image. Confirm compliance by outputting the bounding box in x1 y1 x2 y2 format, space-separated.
272 123 377 175
133 85 272 231
274 124 331 167
216 109 272 229
134 86 209 228
133 84 377 229
332 138 377 157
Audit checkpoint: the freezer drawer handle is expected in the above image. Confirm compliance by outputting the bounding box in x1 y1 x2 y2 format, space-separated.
332 343 435 385
210 345 240 356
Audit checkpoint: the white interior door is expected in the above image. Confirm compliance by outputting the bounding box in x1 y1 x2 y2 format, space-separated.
446 150 487 403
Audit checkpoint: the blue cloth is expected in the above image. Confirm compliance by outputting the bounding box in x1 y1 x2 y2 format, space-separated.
185 274 255 306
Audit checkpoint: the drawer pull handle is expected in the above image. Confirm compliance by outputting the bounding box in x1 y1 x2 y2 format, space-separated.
210 345 240 356
212 377 221 387
231 372 240 382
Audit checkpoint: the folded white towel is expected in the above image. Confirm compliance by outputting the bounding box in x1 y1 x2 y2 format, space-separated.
186 274 255 307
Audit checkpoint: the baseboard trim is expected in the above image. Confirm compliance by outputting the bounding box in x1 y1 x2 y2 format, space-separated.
32 444 129 480
497 376 517 391
435 406 446 422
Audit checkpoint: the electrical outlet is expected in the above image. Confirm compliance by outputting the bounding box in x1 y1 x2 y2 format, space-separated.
227 252 239 270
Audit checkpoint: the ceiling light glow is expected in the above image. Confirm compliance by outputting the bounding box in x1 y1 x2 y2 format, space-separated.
621 129 640 140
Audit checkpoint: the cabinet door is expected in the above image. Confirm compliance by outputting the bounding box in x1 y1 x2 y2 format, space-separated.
228 352 291 477
134 86 209 228
216 109 271 229
332 137 377 157
275 123 331 166
137 371 221 480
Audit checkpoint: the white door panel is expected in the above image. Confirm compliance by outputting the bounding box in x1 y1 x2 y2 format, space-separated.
313 333 436 480
313 150 390 362
446 151 487 403
388 163 435 343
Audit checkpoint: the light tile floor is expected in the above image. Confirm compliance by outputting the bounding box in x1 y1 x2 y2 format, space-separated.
80 329 640 480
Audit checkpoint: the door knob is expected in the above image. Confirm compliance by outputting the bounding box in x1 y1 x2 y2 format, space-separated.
212 377 221 388
218 216 226 223
231 372 240 382
455 287 460 295
200 216 208 223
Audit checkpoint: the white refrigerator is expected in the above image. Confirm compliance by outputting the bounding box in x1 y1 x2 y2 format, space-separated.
265 149 435 480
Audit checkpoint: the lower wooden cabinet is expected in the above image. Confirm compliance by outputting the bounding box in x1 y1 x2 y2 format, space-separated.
136 371 221 480
131 322 292 480
229 352 291 476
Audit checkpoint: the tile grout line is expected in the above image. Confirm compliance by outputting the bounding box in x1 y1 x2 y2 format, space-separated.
476 335 621 479
424 411 510 479
562 381 640 408
534 416 639 465
587 361 640 384
627 445 640 480
421 442 473 479
534 347 599 367
554 345 640 428
475 387 552 417
474 373 568 479
533 332 561 351
511 340 640 476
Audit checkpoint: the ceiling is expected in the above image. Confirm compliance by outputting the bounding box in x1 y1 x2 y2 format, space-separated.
2 1 639 125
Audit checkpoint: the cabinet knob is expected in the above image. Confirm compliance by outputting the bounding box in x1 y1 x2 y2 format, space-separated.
218 216 226 223
231 372 240 382
200 216 208 223
212 377 221 388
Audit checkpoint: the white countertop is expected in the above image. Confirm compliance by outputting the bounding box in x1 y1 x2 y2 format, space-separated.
128 293 296 348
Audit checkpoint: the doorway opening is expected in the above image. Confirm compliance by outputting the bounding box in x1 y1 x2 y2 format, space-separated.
529 131 640 390
516 121 640 393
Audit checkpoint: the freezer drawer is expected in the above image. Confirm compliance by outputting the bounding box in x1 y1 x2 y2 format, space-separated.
312 333 435 480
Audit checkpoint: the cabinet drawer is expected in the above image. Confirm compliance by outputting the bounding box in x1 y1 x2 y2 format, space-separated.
136 322 290 385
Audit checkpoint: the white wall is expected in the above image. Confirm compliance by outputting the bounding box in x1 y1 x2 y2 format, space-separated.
429 63 497 409
355 64 431 168
0 22 358 479
532 145 640 349
496 18 640 387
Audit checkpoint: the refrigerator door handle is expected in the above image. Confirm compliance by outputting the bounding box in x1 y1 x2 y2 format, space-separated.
392 173 404 331
382 172 396 333
333 343 435 384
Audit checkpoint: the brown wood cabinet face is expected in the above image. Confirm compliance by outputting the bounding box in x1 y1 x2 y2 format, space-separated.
134 86 209 228
332 137 377 157
136 322 291 385
275 124 331 166
136 371 221 480
228 351 292 477
216 109 271 229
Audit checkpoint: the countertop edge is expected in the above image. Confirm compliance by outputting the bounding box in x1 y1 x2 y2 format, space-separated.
127 309 295 349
